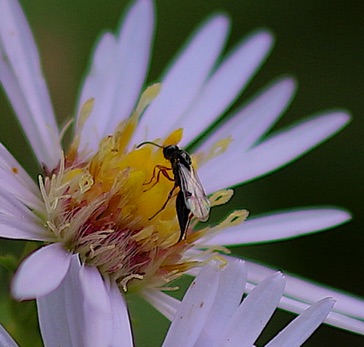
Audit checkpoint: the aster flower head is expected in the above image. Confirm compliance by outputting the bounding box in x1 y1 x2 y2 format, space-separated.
0 0 364 341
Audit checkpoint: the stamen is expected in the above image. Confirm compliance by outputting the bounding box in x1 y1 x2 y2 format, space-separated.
38 85 246 294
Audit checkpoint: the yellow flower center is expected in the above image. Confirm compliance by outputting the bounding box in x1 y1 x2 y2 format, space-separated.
38 84 248 292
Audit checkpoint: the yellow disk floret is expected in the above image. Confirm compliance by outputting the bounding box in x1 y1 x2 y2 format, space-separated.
38 85 248 293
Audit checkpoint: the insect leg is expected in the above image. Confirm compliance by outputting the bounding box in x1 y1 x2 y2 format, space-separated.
148 183 178 220
176 190 191 241
143 165 173 192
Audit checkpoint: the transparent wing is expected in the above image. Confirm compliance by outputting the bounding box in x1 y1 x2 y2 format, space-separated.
177 163 210 221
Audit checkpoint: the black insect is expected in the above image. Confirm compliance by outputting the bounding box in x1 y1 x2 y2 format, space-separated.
137 142 210 241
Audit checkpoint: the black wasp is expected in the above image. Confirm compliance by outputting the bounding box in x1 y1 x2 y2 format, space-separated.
136 142 210 241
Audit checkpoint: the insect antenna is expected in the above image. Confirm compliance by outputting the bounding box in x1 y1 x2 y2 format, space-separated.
136 141 165 149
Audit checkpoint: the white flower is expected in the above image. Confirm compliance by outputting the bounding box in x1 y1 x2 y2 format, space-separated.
0 0 363 344
162 260 334 347
0 260 335 347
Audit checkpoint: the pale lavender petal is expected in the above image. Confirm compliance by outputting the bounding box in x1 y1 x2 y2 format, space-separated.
0 325 18 347
141 289 180 321
197 77 296 168
0 144 43 209
179 30 274 146
0 144 40 197
0 0 60 168
278 296 364 335
78 0 154 153
12 243 71 300
195 259 247 346
202 111 350 192
108 281 133 347
80 265 115 346
204 207 351 245
37 256 85 347
0 189 38 219
133 15 229 143
216 272 285 347
266 298 334 347
79 264 110 313
0 166 42 211
245 260 364 333
0 213 50 241
162 262 219 347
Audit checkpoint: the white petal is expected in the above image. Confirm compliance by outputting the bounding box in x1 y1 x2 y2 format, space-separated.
202 111 350 192
133 15 230 143
0 325 18 347
78 0 154 153
11 243 71 300
278 294 364 335
0 144 40 198
80 267 113 347
204 207 351 245
195 260 247 346
266 298 334 347
197 77 296 165
162 262 219 347
79 264 110 313
0 0 60 168
179 30 274 146
141 289 180 321
245 260 364 333
107 281 133 347
0 213 50 241
0 144 43 210
0 189 39 219
37 256 85 347
216 272 285 347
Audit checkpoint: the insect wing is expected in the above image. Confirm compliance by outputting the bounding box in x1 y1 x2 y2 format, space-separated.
177 163 210 221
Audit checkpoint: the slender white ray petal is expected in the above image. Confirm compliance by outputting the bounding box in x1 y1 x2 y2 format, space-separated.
179 30 274 146
37 256 85 347
195 260 247 346
245 260 364 332
133 15 230 143
215 272 285 347
0 144 40 197
108 281 133 347
196 77 296 157
162 262 219 347
141 289 180 321
0 0 60 168
0 145 43 209
0 189 38 218
12 243 71 300
0 213 50 241
79 264 110 313
203 207 351 245
278 296 364 335
266 298 333 347
0 166 42 210
201 111 350 192
0 325 18 347
77 0 154 153
80 265 119 347
186 255 364 334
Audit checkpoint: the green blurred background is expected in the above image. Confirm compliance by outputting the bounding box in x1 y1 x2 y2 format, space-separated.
0 0 363 346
